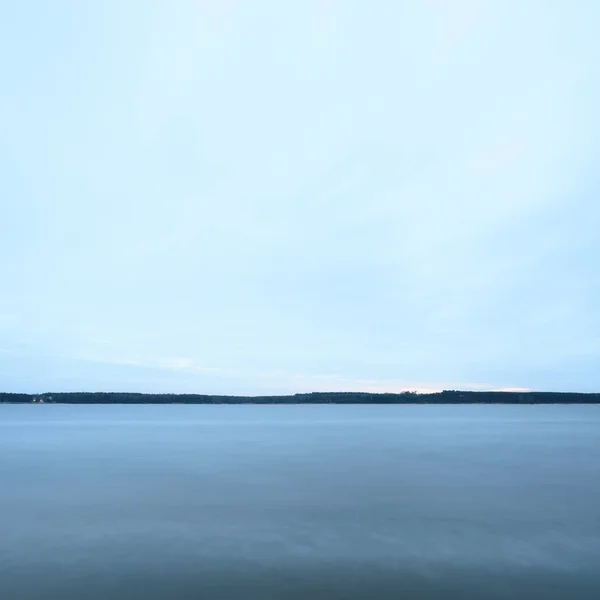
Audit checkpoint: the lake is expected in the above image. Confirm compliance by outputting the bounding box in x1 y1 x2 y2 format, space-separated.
1 404 599 599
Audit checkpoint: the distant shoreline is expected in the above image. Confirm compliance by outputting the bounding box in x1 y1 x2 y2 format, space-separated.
2 391 600 404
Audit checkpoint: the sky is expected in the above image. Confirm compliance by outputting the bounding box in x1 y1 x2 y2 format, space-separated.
1 0 600 395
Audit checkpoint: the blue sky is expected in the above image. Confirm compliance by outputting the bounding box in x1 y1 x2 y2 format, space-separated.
1 1 599 394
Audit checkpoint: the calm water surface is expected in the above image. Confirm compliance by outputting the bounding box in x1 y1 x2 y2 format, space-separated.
1 404 599 599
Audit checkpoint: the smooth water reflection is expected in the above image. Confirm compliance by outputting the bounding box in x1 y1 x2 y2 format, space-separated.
1 404 599 599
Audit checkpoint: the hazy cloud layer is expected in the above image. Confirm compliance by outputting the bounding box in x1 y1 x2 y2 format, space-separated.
1 1 599 393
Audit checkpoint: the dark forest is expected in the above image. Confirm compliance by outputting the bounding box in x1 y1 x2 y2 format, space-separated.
2 391 599 404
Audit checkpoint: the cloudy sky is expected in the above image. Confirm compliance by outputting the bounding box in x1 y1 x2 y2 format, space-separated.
1 1 599 394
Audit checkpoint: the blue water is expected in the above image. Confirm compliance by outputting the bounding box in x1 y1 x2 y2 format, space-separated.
1 404 599 599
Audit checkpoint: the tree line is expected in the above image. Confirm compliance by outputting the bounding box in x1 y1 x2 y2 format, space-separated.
1 391 599 404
